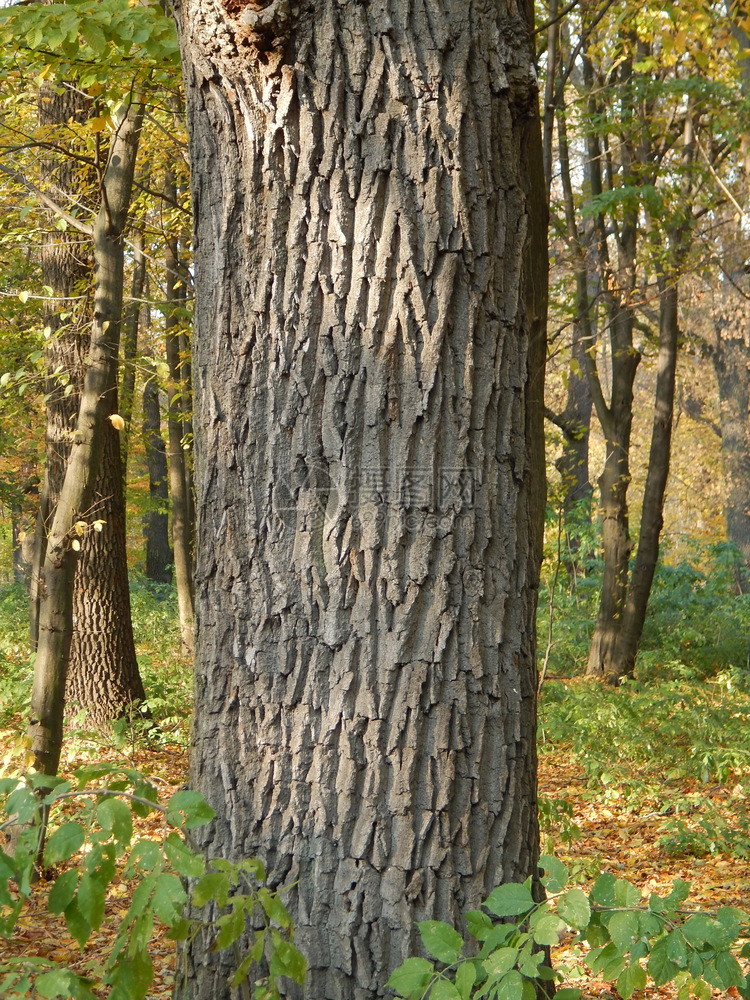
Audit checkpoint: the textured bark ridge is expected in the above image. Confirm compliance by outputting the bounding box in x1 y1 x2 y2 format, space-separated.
32 86 145 724
177 1 545 997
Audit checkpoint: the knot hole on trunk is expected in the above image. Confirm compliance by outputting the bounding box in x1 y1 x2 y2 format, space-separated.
223 0 293 69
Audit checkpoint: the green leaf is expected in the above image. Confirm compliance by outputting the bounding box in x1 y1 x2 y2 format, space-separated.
418 921 464 964
531 912 566 946
35 969 73 998
518 950 545 978
482 947 519 977
716 952 745 989
616 962 646 999
521 977 537 1000
682 914 730 949
259 887 293 929
539 854 569 893
215 907 245 950
125 839 161 873
387 957 435 998
466 909 492 941
557 888 590 931
666 930 688 967
64 897 92 949
192 871 230 908
606 911 640 952
585 912 609 947
96 797 133 846
455 962 476 1000
484 883 535 917
48 870 78 915
166 917 193 941
80 21 107 54
77 873 106 932
45 822 86 866
555 991 582 1000
693 977 712 1000
613 879 641 908
590 873 616 907
648 938 679 986
107 949 152 1000
152 873 187 926
271 934 306 985
495 970 523 1000
431 980 461 1000
716 907 746 940
7 785 41 825
166 790 216 830
649 878 691 914
164 832 205 877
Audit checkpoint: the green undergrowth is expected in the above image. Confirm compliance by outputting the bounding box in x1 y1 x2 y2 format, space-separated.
0 578 189 739
538 502 750 683
537 515 750 858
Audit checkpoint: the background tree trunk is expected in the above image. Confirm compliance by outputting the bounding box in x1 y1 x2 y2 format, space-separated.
30 100 144 776
614 277 680 677
143 348 173 585
119 230 147 481
164 169 195 653
713 311 750 593
31 85 146 724
176 1 546 997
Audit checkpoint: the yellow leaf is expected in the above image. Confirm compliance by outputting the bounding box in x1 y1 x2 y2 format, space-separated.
89 116 111 133
18 291 29 304
71 539 81 552
109 413 126 431
75 520 87 536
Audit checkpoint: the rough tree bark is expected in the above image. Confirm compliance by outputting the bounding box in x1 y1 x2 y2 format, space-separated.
30 84 147 723
176 0 546 997
30 99 144 776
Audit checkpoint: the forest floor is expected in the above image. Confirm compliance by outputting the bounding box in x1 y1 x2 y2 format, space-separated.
1 695 747 1000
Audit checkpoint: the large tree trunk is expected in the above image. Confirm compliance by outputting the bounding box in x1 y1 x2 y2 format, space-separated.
30 100 144 777
31 82 91 646
31 85 146 724
176 1 546 998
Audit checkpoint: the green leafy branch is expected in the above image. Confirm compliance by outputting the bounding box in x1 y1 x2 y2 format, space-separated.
387 856 750 1000
0 763 305 1000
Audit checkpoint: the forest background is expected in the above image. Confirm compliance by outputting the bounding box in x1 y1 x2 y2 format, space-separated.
0 0 749 998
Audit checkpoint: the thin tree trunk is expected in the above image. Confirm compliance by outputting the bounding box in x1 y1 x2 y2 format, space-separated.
143 346 173 585
120 229 147 480
581 46 641 681
614 277 679 676
29 99 144 778
552 88 595 553
176 1 546 997
164 169 194 655
713 319 750 592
